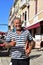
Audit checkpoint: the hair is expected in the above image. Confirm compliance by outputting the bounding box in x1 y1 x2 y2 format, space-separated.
13 17 21 23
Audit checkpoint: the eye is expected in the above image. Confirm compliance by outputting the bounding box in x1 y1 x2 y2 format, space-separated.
16 23 18 24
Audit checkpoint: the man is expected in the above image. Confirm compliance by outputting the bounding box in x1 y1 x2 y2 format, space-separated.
3 17 34 65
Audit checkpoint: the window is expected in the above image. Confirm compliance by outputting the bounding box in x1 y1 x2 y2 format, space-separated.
41 25 43 34
23 13 24 16
22 13 25 20
35 0 37 14
25 11 27 21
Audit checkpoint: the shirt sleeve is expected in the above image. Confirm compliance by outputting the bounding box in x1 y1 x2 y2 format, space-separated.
27 30 33 42
5 31 12 42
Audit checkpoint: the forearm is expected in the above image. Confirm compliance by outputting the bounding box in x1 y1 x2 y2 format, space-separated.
29 40 34 51
25 40 34 55
30 40 34 48
4 41 16 48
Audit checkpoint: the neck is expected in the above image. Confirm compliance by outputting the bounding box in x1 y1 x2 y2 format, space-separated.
16 29 22 35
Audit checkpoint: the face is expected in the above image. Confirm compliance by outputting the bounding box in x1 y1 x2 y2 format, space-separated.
13 19 22 31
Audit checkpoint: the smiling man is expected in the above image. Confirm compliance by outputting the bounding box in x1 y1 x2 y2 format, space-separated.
3 17 34 65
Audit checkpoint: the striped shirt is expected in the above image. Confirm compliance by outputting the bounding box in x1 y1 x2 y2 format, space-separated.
6 29 33 59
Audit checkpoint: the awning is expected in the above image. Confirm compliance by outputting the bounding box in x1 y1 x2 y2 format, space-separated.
26 21 43 30
0 32 6 35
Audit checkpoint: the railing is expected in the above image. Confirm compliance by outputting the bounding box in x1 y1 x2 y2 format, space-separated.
19 0 30 8
19 0 26 8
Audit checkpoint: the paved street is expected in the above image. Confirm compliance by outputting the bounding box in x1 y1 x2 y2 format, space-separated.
0 48 43 65
30 48 43 65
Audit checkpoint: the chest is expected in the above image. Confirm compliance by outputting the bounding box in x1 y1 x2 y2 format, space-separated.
12 32 28 42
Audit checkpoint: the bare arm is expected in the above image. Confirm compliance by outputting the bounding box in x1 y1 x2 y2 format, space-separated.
25 40 34 55
3 41 16 48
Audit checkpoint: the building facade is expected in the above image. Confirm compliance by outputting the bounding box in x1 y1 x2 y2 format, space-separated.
8 0 43 38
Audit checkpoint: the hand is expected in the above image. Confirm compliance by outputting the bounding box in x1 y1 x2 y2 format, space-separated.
10 41 16 46
25 48 31 56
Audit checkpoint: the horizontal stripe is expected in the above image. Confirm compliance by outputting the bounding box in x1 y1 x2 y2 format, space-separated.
6 29 33 59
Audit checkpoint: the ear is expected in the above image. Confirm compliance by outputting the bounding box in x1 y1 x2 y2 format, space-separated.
13 25 14 27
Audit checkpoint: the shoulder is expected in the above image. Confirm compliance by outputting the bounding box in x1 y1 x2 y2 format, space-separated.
22 27 29 32
24 29 30 33
7 30 15 37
